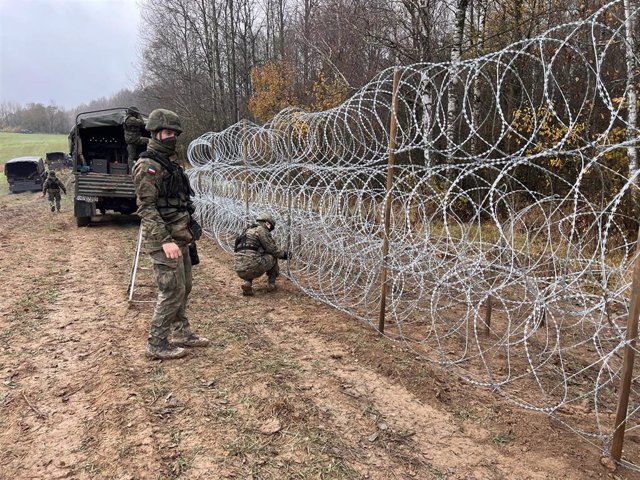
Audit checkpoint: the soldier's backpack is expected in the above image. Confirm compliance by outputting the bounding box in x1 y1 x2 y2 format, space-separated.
44 177 59 189
234 224 259 253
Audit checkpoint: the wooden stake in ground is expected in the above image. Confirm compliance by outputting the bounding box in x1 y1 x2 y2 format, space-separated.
286 159 293 276
378 68 401 334
610 227 640 461
484 295 492 335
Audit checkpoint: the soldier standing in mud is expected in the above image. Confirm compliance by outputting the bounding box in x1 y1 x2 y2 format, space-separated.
41 170 66 212
234 212 290 296
132 108 209 360
124 106 149 170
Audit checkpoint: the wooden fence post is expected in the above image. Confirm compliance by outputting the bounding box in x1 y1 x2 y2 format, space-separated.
286 154 293 276
484 295 492 335
378 68 401 334
610 227 640 461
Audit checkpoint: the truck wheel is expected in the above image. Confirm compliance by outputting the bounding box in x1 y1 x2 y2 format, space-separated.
76 216 90 227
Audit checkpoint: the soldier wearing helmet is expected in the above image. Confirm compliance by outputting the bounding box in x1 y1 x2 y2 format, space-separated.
41 170 66 212
124 105 149 169
234 212 290 296
132 108 209 360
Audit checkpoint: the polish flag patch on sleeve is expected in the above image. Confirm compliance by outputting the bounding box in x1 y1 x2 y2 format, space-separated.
147 167 156 175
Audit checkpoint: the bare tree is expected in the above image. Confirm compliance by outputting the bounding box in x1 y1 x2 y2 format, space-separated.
625 0 639 179
445 0 470 167
470 0 487 156
624 0 640 219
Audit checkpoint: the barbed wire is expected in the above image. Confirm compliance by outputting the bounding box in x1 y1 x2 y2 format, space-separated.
188 0 639 465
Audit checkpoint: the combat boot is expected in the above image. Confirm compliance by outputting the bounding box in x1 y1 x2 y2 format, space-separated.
145 340 187 360
51 205 55 212
266 281 277 292
172 328 210 348
241 280 254 296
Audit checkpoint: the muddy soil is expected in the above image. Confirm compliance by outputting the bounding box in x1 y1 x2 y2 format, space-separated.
0 191 638 480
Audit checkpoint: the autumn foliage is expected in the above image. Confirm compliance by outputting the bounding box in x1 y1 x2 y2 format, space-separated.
248 62 300 123
248 61 349 122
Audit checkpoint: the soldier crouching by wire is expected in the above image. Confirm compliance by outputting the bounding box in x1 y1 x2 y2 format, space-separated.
132 108 209 360
234 212 290 296
42 170 66 212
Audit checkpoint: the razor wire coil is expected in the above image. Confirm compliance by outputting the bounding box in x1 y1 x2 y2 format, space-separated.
188 0 640 464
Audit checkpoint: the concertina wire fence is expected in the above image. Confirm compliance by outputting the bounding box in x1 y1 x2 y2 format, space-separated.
187 0 639 465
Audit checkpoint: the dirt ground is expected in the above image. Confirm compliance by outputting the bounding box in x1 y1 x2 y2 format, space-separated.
1 190 639 480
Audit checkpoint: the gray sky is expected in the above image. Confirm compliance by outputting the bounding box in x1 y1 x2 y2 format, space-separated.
0 0 142 109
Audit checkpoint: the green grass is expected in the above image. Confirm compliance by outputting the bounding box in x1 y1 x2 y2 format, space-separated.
0 132 68 195
0 132 68 164
492 431 515 446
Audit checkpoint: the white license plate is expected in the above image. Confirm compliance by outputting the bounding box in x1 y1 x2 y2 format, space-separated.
76 195 99 202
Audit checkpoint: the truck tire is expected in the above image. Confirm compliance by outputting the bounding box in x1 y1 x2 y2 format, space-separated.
76 216 91 227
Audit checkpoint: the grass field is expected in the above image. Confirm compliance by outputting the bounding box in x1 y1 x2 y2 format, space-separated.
0 132 68 195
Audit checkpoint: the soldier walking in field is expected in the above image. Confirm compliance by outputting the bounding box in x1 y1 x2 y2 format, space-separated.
41 170 66 212
124 106 149 169
132 108 209 360
234 212 290 296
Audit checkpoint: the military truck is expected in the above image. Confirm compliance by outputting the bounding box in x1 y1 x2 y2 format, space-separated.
4 156 46 193
70 108 149 226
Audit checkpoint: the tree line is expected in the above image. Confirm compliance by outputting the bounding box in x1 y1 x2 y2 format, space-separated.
2 0 635 153
0 102 71 134
133 0 620 138
133 0 636 200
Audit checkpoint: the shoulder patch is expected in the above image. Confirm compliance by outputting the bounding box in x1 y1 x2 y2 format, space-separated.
147 167 156 175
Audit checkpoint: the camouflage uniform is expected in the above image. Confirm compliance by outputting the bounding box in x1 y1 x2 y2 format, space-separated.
124 107 149 168
42 172 66 212
132 109 208 360
234 216 288 295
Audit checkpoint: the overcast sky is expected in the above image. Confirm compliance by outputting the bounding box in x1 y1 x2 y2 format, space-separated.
0 0 142 109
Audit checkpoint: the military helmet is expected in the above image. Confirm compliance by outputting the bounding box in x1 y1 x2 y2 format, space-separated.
127 105 140 115
256 212 275 226
48 170 56 177
145 108 183 134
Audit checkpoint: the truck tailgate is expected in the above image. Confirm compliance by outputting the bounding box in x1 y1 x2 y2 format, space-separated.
76 173 136 198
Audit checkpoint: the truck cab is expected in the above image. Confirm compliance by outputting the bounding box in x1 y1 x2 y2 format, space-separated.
70 108 149 226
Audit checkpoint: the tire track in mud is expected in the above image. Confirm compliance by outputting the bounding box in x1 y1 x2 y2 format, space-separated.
178 246 611 480
0 209 177 479
1 194 636 479
256 315 573 479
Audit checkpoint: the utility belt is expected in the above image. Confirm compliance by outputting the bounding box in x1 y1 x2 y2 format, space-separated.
235 245 261 253
157 196 190 208
157 206 190 222
157 196 190 217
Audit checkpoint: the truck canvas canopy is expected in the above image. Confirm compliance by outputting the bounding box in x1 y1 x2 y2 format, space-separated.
75 110 127 129
70 108 149 169
4 156 45 193
45 151 69 170
70 107 148 226
5 156 43 178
